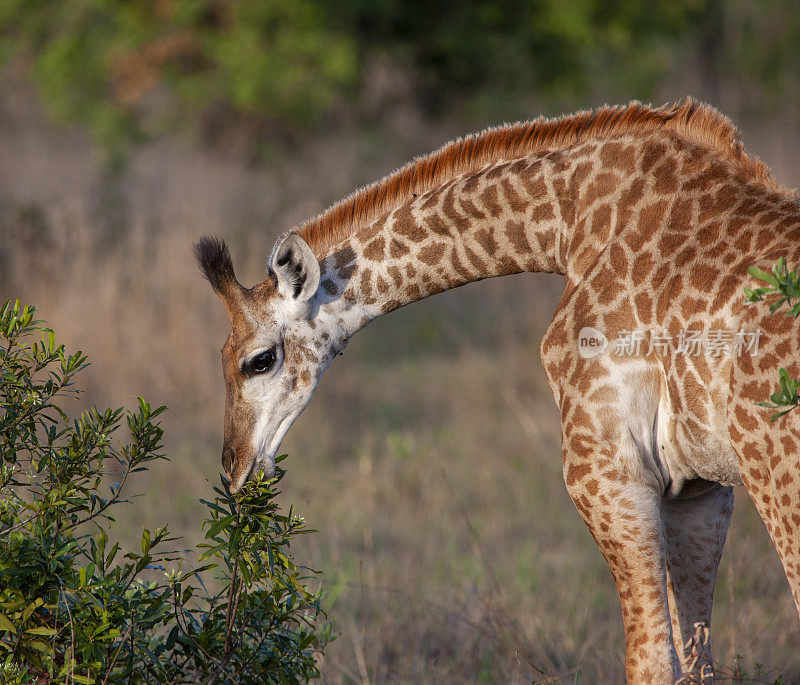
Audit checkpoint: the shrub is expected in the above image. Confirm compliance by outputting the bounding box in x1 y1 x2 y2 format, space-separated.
0 299 330 683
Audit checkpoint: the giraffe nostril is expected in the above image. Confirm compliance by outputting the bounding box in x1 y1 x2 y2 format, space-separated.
222 446 235 475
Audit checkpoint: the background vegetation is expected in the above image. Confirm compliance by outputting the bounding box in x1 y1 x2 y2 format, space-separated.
2 0 800 160
2 0 799 681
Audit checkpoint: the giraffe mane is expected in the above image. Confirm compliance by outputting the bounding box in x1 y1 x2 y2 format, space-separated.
299 98 780 254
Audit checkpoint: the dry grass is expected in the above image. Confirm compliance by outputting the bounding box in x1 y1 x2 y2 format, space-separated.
2 91 800 683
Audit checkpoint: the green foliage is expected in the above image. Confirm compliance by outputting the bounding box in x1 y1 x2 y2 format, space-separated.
0 299 330 683
0 0 358 156
335 0 704 108
7 0 800 153
745 257 800 316
757 368 800 422
745 258 800 421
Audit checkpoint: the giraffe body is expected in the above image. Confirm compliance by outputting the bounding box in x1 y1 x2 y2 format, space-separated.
195 100 800 683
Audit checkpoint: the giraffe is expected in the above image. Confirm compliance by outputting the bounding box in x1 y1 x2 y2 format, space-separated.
195 99 800 683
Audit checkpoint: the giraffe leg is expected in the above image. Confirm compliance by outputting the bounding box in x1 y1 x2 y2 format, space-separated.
728 336 800 617
737 446 800 615
562 448 680 684
662 483 733 677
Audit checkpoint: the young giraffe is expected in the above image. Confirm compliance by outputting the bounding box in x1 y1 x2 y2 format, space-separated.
195 99 800 683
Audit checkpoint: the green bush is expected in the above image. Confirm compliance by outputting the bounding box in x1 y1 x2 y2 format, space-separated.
0 299 331 683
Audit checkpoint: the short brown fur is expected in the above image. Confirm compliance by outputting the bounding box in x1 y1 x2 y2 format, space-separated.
299 99 780 254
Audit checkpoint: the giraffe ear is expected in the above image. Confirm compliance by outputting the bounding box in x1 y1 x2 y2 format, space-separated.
194 236 245 317
269 232 321 305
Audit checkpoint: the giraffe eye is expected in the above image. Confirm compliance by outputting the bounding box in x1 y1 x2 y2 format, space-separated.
249 348 276 374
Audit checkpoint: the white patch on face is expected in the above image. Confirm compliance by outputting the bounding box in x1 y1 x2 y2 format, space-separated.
276 292 313 322
234 327 319 483
230 285 370 491
248 410 279 478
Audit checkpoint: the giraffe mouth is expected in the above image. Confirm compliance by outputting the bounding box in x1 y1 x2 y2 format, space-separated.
233 412 294 494
233 457 276 494
229 457 256 495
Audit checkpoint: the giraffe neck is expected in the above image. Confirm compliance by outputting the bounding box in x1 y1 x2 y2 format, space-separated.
313 150 586 336
297 100 785 338
310 132 705 338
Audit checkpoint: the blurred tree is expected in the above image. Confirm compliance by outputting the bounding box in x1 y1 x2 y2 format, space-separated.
0 0 797 156
0 0 359 158
334 0 705 112
720 0 800 117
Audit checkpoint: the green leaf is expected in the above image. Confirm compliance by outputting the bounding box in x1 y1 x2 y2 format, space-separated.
748 265 779 286
0 615 16 634
21 598 43 622
166 624 178 650
205 515 234 539
25 626 57 636
142 528 151 555
70 674 94 684
26 639 53 655
106 542 119 566
178 563 216 583
97 528 107 556
229 525 242 557
771 409 793 421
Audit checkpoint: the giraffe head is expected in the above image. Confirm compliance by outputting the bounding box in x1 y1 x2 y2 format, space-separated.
195 232 343 493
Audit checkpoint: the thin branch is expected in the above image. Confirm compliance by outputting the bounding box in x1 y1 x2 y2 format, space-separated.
101 622 135 685
206 505 245 685
229 615 278 679
60 585 76 685
171 583 225 674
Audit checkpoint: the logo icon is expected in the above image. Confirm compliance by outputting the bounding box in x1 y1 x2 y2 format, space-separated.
578 327 608 359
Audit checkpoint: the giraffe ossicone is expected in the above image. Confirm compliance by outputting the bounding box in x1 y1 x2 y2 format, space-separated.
196 99 800 684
